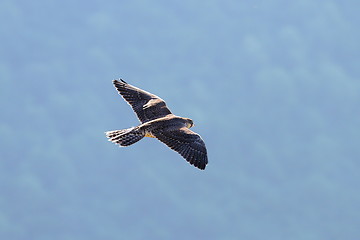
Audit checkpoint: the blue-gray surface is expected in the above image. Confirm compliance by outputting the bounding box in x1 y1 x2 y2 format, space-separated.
1 0 359 239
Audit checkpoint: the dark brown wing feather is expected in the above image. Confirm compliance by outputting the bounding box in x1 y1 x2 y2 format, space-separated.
113 79 172 123
153 127 208 170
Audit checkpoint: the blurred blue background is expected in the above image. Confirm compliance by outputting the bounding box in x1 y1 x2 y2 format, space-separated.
1 0 359 239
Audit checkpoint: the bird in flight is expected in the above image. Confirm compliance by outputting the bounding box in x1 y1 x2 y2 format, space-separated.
105 79 208 170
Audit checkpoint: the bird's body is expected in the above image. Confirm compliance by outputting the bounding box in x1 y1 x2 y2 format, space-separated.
106 79 208 170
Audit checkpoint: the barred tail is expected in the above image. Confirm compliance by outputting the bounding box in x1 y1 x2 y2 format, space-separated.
105 127 145 146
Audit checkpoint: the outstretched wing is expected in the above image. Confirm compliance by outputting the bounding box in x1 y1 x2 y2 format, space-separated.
113 79 173 123
153 127 208 170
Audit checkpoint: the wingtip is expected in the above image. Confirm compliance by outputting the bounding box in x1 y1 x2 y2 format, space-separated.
192 159 206 170
196 157 207 170
198 163 206 170
113 78 127 84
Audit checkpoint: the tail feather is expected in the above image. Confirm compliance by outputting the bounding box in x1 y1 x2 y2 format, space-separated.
105 127 144 146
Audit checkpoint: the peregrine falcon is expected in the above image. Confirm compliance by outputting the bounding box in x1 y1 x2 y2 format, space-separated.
105 79 208 170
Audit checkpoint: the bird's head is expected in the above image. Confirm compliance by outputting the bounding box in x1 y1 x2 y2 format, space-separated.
185 118 194 128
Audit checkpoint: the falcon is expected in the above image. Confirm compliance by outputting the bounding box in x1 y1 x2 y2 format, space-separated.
105 79 208 170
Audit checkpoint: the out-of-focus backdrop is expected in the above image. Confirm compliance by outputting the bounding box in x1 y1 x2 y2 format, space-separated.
1 0 359 239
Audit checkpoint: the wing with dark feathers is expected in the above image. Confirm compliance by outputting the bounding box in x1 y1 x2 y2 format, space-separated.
153 127 208 170
113 79 173 123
